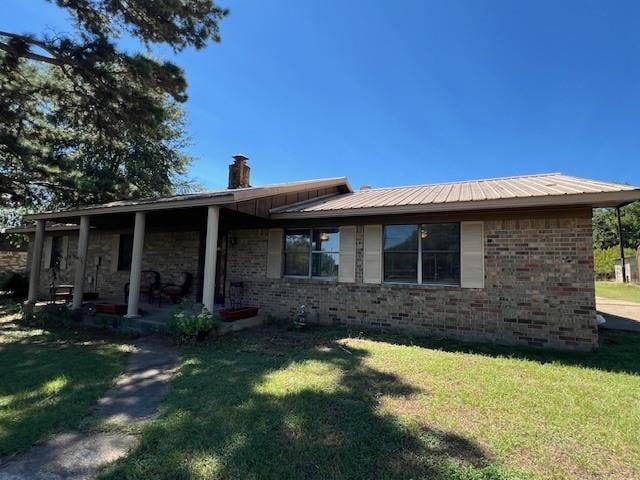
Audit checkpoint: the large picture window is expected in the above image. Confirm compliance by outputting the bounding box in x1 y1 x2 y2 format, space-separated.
284 228 339 278
383 223 460 285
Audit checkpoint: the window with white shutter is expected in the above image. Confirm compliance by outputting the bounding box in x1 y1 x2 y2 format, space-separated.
267 228 284 278
338 226 356 283
460 221 484 288
363 225 382 284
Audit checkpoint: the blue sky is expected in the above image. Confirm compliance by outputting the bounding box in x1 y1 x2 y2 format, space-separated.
5 0 640 190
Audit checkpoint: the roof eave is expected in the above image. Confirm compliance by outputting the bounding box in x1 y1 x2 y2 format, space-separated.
4 224 85 234
270 190 640 219
23 194 237 221
22 177 352 222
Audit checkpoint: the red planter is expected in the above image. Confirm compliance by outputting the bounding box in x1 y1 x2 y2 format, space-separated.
218 307 259 322
95 303 128 315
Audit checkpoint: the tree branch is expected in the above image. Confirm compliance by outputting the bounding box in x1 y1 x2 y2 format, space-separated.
0 41 64 66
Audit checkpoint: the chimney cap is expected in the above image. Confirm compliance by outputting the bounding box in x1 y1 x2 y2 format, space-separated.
232 154 249 162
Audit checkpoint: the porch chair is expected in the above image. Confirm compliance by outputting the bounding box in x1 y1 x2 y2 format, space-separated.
124 270 161 305
161 272 193 304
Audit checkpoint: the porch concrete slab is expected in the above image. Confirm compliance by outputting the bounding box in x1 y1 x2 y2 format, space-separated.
596 296 640 332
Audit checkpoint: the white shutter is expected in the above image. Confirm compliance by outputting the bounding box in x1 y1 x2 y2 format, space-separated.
60 235 69 270
266 228 283 279
338 226 356 283
110 234 120 272
363 225 382 284
42 236 53 269
461 221 484 288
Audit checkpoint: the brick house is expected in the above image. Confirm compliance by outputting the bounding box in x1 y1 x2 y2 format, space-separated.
15 155 640 350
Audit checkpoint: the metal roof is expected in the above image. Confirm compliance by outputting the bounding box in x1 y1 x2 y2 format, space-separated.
24 177 351 221
271 173 640 218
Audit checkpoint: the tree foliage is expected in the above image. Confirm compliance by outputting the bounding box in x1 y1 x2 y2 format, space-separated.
594 246 636 278
0 0 228 213
593 202 640 250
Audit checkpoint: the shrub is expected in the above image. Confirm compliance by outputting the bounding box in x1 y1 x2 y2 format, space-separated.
168 310 219 344
0 273 29 298
594 246 636 279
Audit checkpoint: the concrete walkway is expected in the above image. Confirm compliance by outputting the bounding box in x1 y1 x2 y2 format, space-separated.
596 296 640 332
0 338 179 480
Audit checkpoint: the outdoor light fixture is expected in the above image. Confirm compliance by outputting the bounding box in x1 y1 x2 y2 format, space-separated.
421 228 429 239
320 232 330 242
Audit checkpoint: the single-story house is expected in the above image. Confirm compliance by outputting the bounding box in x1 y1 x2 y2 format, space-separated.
14 155 640 350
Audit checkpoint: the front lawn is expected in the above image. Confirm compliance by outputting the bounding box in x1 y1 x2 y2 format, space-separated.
101 326 640 480
596 280 640 303
0 300 128 456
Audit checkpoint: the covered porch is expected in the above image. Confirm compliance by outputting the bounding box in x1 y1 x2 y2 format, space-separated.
19 166 349 324
23 205 255 321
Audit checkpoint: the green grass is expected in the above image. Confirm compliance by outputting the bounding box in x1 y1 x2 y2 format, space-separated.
596 281 640 303
0 299 128 456
100 326 640 480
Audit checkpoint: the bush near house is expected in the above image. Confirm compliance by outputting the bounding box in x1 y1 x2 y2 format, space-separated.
167 309 219 344
593 246 636 279
0 272 28 298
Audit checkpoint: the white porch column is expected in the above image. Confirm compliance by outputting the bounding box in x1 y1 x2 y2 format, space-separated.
202 206 220 313
125 212 146 318
27 219 46 304
72 215 90 310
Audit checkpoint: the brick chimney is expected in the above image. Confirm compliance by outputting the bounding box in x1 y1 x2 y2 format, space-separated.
228 154 251 189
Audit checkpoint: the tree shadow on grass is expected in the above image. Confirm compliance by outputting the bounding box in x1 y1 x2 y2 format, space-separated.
100 328 518 480
351 327 640 376
0 321 126 457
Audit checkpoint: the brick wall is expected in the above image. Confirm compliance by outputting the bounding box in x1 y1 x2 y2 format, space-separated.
0 251 28 275
29 229 201 302
225 213 598 350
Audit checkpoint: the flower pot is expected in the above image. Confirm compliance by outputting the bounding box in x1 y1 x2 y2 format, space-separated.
219 307 259 322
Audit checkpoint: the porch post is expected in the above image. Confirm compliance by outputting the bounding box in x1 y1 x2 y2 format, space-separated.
72 215 90 310
202 206 220 313
125 212 146 318
27 219 46 304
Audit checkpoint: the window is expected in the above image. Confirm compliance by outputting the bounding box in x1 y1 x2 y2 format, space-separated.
50 236 63 269
421 223 460 284
312 228 339 278
284 229 310 276
383 225 418 282
383 223 460 285
284 228 339 278
117 234 134 271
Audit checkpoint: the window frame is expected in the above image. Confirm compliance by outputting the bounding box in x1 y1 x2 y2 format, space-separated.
420 223 461 286
283 227 340 280
382 224 419 284
117 233 134 272
383 222 461 286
